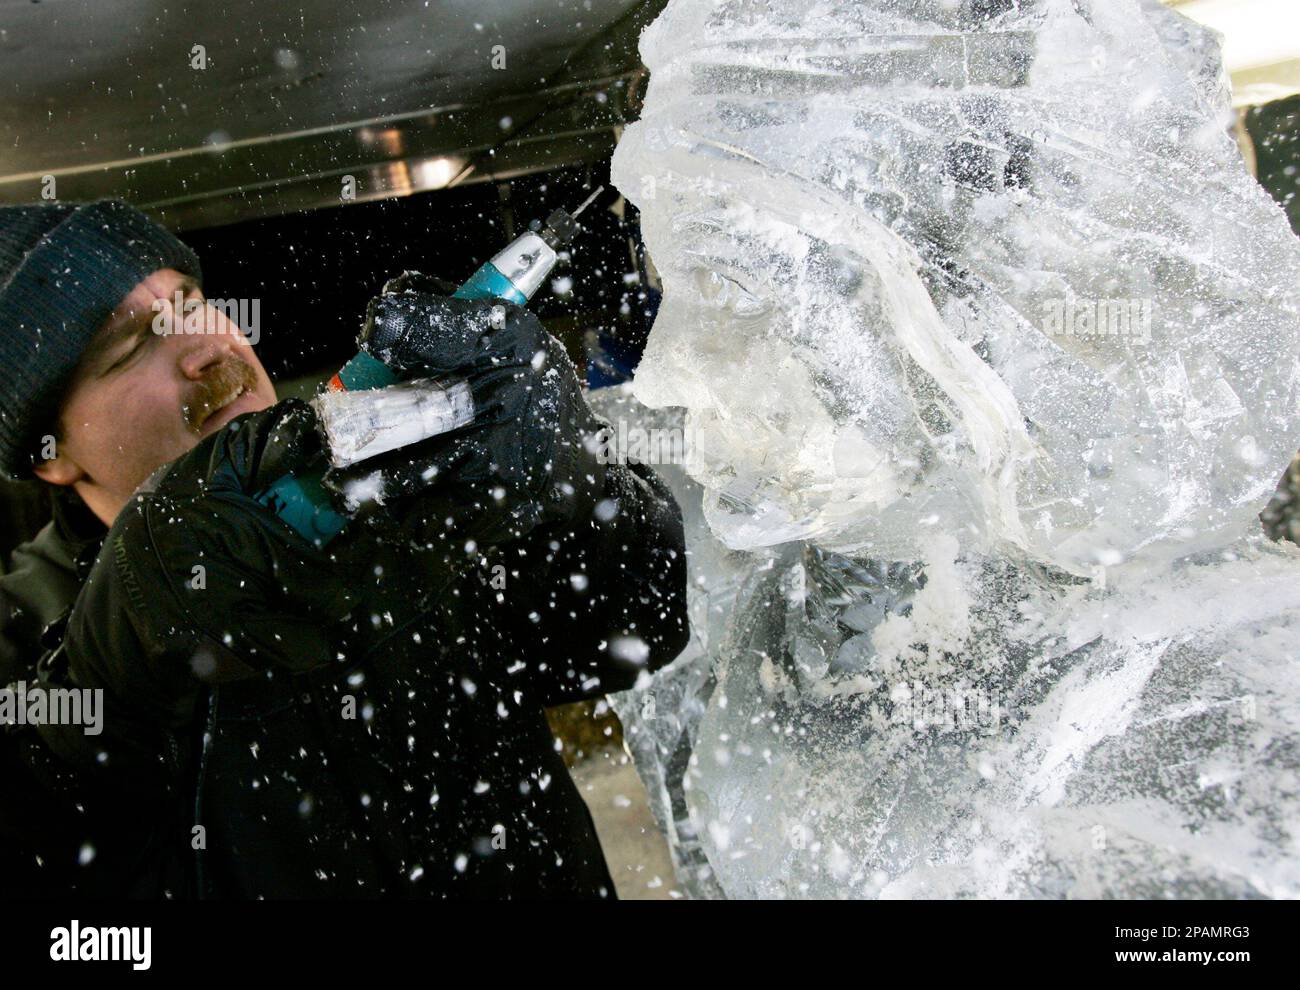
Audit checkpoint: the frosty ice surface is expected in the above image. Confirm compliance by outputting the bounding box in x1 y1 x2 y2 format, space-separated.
610 0 1300 898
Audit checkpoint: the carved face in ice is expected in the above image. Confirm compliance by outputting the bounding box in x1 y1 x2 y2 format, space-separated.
620 156 1034 559
611 0 1300 572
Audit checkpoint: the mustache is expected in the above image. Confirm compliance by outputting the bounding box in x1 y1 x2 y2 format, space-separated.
182 359 261 432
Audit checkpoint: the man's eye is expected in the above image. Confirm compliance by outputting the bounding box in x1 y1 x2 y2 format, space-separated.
105 332 151 372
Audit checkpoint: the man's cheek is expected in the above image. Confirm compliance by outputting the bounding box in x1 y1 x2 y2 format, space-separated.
112 387 185 456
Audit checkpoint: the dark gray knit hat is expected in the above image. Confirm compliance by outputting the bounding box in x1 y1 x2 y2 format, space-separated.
0 199 202 480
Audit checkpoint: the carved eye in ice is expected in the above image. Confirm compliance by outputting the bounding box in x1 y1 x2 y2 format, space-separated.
694 269 770 318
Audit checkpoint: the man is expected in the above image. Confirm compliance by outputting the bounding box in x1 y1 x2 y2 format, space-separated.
0 199 688 897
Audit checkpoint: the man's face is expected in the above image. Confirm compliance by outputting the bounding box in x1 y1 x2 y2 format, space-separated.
34 268 277 522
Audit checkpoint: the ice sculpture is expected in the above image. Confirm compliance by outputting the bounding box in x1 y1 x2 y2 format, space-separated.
607 0 1300 897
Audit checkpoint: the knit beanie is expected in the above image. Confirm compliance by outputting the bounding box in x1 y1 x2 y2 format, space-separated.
0 199 202 480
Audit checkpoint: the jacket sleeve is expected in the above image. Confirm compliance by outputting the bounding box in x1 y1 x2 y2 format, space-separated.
51 402 363 724
483 459 690 708
0 523 82 686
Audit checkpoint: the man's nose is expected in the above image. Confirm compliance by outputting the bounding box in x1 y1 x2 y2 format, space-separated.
177 323 243 380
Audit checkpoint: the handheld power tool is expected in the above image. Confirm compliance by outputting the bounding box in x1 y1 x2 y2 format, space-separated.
254 186 604 546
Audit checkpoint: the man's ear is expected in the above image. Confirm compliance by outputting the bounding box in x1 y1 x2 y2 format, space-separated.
31 440 86 487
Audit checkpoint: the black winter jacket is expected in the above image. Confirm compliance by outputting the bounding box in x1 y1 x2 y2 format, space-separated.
1 459 688 898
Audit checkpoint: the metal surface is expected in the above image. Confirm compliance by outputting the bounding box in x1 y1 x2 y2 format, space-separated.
0 0 659 228
489 230 556 299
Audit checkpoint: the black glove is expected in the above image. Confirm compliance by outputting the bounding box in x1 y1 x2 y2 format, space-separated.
323 278 611 549
46 399 362 767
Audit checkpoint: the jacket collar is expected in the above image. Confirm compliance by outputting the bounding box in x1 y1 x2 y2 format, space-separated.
49 487 108 581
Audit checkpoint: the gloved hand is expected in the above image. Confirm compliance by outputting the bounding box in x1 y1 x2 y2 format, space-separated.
323 275 611 549
50 399 363 754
